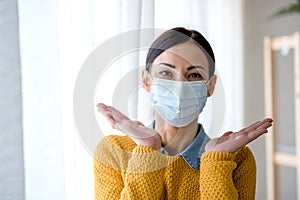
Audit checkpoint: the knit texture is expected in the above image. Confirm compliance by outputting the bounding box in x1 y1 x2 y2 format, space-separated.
94 135 256 200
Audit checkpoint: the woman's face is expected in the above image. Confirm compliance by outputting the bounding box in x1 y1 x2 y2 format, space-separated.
143 41 216 96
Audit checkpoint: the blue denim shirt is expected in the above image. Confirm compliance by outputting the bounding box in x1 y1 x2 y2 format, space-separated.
151 122 210 171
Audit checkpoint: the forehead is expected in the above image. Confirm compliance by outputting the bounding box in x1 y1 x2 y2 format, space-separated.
152 42 209 69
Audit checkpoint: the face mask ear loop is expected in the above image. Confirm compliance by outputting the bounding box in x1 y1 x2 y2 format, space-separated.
205 77 212 88
148 73 153 85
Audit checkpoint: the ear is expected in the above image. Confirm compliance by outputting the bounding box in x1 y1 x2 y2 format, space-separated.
141 69 151 92
207 75 217 97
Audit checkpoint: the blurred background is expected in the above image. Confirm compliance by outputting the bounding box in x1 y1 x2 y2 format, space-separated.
0 0 299 199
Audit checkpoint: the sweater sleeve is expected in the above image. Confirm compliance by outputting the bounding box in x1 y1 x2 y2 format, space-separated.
232 147 257 199
199 147 256 200
94 136 174 200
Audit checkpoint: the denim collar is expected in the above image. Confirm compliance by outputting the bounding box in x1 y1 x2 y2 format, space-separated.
150 122 210 171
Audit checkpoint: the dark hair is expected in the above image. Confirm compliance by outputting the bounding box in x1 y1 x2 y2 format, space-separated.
146 27 215 78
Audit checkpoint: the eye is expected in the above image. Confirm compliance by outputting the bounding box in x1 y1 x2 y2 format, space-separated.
187 73 204 81
157 70 173 80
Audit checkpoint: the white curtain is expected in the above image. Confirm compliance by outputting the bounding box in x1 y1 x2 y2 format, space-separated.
58 0 154 199
18 0 66 199
18 0 244 199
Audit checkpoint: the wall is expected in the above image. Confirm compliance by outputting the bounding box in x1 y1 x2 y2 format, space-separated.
0 0 25 199
243 0 300 199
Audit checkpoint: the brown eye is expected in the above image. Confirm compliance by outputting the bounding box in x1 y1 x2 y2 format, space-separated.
188 73 204 81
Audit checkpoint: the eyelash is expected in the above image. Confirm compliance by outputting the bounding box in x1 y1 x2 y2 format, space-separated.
188 73 203 79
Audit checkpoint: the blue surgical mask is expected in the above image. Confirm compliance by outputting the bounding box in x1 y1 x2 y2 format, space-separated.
150 77 208 127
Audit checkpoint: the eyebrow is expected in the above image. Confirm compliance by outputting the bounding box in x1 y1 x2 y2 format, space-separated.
158 63 175 68
158 63 206 71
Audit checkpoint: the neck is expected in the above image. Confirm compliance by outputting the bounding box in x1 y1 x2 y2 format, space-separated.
155 114 199 155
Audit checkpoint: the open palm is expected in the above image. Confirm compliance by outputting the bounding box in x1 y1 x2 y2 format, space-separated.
205 118 273 152
97 103 162 150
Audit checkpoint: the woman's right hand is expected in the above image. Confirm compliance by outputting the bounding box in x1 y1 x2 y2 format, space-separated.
97 103 162 150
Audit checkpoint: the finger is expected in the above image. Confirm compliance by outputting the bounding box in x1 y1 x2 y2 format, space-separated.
238 127 268 141
238 121 260 132
205 132 232 152
215 131 233 144
234 121 272 139
96 104 121 128
97 103 109 113
96 103 133 132
210 119 273 152
256 121 273 130
245 128 268 142
98 104 130 123
97 103 119 116
243 118 273 131
242 118 273 133
218 129 267 152
98 109 117 127
96 103 106 107
205 138 219 152
106 106 130 121
221 131 233 137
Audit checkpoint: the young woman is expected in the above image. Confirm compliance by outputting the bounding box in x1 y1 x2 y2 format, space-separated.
94 27 273 199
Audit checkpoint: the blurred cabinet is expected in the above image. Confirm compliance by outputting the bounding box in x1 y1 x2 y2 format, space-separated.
264 32 300 200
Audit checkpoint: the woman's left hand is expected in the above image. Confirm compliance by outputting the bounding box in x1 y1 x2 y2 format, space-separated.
205 118 273 152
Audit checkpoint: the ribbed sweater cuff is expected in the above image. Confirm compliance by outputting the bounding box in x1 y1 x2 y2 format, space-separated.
201 151 236 162
133 145 158 154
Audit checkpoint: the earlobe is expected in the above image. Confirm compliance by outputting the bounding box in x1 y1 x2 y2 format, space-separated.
207 75 217 97
142 69 151 92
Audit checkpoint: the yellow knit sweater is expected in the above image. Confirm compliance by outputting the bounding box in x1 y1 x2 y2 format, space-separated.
94 135 256 200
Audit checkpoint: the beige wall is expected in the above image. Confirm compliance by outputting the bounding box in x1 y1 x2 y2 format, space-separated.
243 0 300 199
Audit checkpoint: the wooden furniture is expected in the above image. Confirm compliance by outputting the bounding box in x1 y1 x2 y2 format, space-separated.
264 32 300 200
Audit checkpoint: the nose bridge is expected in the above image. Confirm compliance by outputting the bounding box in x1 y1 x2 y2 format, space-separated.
175 73 186 81
173 55 190 81
173 66 187 81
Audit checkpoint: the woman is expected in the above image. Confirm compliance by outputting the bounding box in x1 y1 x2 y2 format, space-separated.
94 27 273 199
